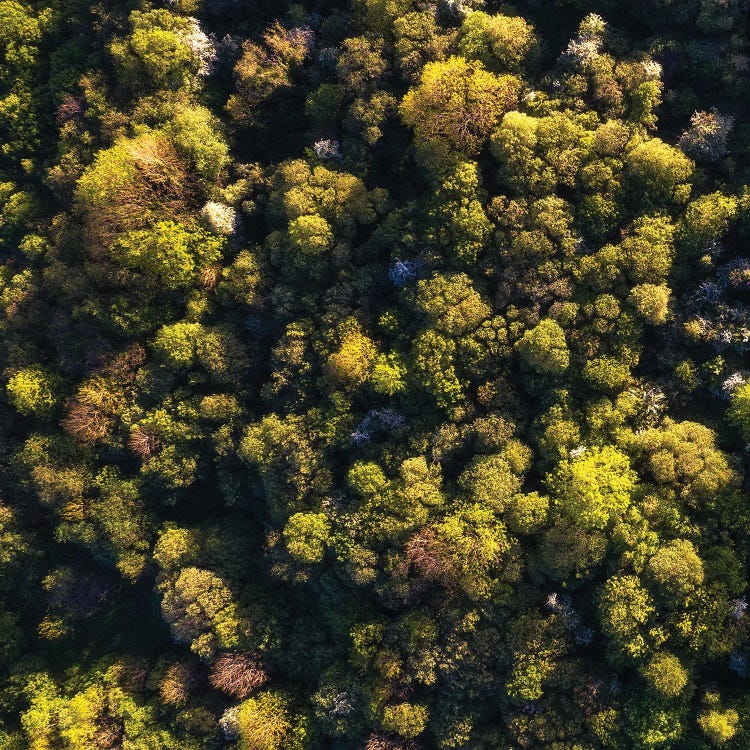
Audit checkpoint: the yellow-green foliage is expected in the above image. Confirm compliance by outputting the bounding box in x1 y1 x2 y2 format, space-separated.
283 512 331 563
516 319 570 375
401 56 520 160
550 446 636 530
698 708 739 745
236 692 296 750
457 11 537 72
111 221 224 290
109 9 200 91
381 702 429 738
643 652 689 697
6 367 57 417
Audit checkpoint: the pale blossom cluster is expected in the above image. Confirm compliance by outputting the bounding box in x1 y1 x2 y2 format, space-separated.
318 47 339 70
721 372 747 398
328 692 354 717
219 707 240 740
389 259 421 287
564 38 601 65
679 109 734 161
629 386 667 422
641 59 663 79
201 201 238 236
441 0 486 18
546 592 594 645
730 596 748 620
351 408 407 444
729 652 749 677
313 139 341 160
562 13 606 67
288 25 316 54
182 18 218 77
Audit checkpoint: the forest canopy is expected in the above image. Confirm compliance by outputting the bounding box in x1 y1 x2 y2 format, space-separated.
2 0 750 748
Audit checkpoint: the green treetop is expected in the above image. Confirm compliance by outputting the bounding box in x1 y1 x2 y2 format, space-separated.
549 445 636 530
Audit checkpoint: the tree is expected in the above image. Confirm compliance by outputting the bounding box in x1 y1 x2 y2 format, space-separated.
283 512 331 564
457 11 537 72
423 163 493 267
643 653 688 697
0 2 48 80
6 366 58 417
209 652 268 699
153 526 201 571
370 354 407 396
599 574 655 660
109 9 204 92
679 109 734 162
128 407 202 492
347 461 389 498
400 56 520 162
393 10 454 82
405 503 511 600
646 539 704 600
239 413 326 520
227 22 311 123
491 110 588 196
326 322 378 386
532 517 607 587
626 420 735 504
623 694 686 750
506 491 549 534
628 284 670 324
728 382 750 440
505 612 564 702
353 0 413 35
343 456 443 556
0 1 50 163
75 133 192 243
219 250 262 306
160 567 245 657
414 272 491 336
20 665 202 750
111 221 224 291
168 105 230 182
550 446 636 530
234 691 297 750
381 703 428 738
582 355 632 394
516 319 570 376
413 329 464 408
76 468 151 581
270 159 377 236
287 213 333 256
680 192 738 256
153 322 202 368
158 660 197 707
625 138 693 207
619 214 676 284
698 707 739 745
62 373 125 446
337 36 388 95
458 454 522 513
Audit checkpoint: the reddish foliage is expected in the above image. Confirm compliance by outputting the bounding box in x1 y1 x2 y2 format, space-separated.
364 735 421 750
209 652 269 699
56 94 86 125
128 427 160 459
403 528 455 587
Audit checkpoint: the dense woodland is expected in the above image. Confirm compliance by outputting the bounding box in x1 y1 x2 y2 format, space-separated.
4 0 750 747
